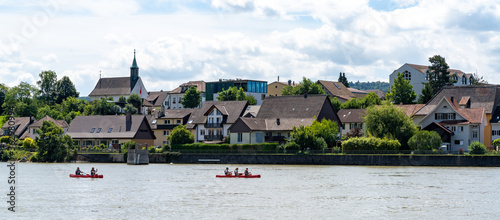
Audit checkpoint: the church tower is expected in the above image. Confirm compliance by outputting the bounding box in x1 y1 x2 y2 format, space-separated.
130 49 139 88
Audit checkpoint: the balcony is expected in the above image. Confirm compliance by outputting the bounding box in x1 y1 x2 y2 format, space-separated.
205 122 223 128
204 135 223 141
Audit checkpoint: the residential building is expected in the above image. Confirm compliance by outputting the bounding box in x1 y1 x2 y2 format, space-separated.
89 50 148 102
364 89 386 100
389 63 474 97
151 109 195 146
338 109 366 137
0 117 34 139
166 81 206 109
228 95 341 145
317 80 356 103
413 85 498 152
267 80 298 96
66 114 156 149
20 116 69 140
143 90 169 115
205 79 267 105
186 101 248 142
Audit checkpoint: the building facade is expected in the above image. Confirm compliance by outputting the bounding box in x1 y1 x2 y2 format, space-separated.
205 79 267 105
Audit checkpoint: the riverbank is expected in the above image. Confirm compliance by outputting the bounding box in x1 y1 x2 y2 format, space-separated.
73 153 500 166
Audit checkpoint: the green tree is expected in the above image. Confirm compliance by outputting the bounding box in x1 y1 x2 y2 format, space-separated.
245 95 257 105
35 120 73 162
427 55 455 94
282 77 323 95
0 83 7 115
168 125 194 145
36 105 64 120
386 72 417 104
217 86 254 104
89 98 120 115
15 99 38 117
408 130 442 152
338 72 349 88
418 83 434 104
309 119 339 147
54 76 79 104
61 97 87 114
469 142 487 155
470 73 488 85
182 86 202 108
124 103 138 114
364 103 417 150
340 93 380 109
37 70 57 105
127 93 142 110
330 97 341 112
289 125 326 152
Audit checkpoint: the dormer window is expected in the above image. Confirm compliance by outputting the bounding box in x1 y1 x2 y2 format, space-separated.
96 128 101 133
108 128 113 133
90 128 95 133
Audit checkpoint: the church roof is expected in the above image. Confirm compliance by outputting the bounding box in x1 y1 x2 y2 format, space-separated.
89 77 138 96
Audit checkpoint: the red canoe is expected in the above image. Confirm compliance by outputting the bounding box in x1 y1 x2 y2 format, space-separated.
69 174 103 178
216 174 261 178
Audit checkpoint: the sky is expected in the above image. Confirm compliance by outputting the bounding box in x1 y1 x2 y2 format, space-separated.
1 0 499 96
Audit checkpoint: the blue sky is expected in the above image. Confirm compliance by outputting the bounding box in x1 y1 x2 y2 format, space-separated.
1 0 499 96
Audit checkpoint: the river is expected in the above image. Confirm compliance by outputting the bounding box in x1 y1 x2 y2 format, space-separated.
2 163 500 219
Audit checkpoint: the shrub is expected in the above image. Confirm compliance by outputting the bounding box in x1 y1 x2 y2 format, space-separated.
162 144 170 152
342 137 400 153
23 137 36 149
283 141 300 153
332 146 342 154
0 136 14 144
148 146 156 153
493 139 500 147
408 130 442 151
469 142 487 155
99 143 106 150
124 141 136 150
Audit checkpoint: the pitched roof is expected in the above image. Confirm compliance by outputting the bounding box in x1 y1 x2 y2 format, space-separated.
66 115 151 139
170 81 206 93
146 91 169 106
256 95 327 119
243 105 260 118
269 81 300 87
161 109 196 119
364 89 386 99
30 115 68 128
405 63 466 76
337 109 366 123
395 104 425 117
235 117 315 131
415 85 500 115
317 80 355 100
89 77 137 96
1 117 32 137
189 101 248 125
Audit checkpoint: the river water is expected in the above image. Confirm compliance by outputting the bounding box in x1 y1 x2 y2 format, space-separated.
2 162 500 219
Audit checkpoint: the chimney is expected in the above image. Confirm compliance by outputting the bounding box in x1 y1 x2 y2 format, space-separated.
451 96 454 104
288 80 291 86
126 112 132 131
276 118 280 125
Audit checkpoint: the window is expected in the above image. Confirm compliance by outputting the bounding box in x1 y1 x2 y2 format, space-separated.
255 133 263 143
403 70 411 81
275 86 277 88
90 128 95 133
472 131 478 139
342 123 345 129
451 126 456 132
462 76 467 85
435 113 456 120
107 128 113 133
96 128 101 133
216 110 222 116
163 131 168 136
200 129 205 135
33 129 37 134
459 126 463 132
176 120 181 125
455 140 460 145
165 120 170 125
173 98 176 103
237 133 243 142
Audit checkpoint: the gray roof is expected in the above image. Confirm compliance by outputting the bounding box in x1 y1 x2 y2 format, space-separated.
364 89 386 99
257 95 327 118
243 105 260 117
337 109 366 123
146 91 169 106
416 85 500 115
89 77 137 96
170 81 206 93
162 109 196 119
1 117 32 137
67 115 151 139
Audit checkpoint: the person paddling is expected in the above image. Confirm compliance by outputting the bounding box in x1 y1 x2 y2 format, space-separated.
90 167 98 175
244 168 251 176
234 168 239 176
75 167 81 175
224 167 230 176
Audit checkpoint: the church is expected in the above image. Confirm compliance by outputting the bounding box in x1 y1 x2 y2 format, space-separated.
88 50 148 101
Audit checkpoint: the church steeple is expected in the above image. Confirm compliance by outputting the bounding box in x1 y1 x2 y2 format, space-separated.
130 49 139 88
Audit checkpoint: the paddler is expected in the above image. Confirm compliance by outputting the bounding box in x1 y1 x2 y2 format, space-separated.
75 167 81 175
244 168 251 176
90 167 98 175
224 167 230 176
234 167 239 176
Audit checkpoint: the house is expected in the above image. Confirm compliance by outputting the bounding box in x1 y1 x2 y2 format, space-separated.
0 117 34 139
228 95 341 145
20 116 69 140
89 50 148 102
413 85 498 152
317 80 356 103
143 90 169 115
151 109 196 146
364 89 386 100
66 114 156 149
166 81 206 109
267 80 299 96
389 63 474 97
337 109 366 137
186 101 248 143
205 79 267 105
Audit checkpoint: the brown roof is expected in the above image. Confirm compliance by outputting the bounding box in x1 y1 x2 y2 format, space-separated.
337 109 366 123
395 104 425 117
364 89 386 99
257 95 329 119
1 117 32 137
189 101 248 125
415 85 500 115
170 81 206 93
146 91 169 106
318 80 355 100
269 81 300 87
405 63 466 76
66 115 153 139
31 115 68 128
458 96 470 105
162 109 196 119
89 77 137 96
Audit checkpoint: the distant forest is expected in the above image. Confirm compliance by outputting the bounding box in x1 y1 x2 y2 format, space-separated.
349 81 390 92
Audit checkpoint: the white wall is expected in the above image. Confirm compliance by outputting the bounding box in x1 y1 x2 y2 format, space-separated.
390 64 426 98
